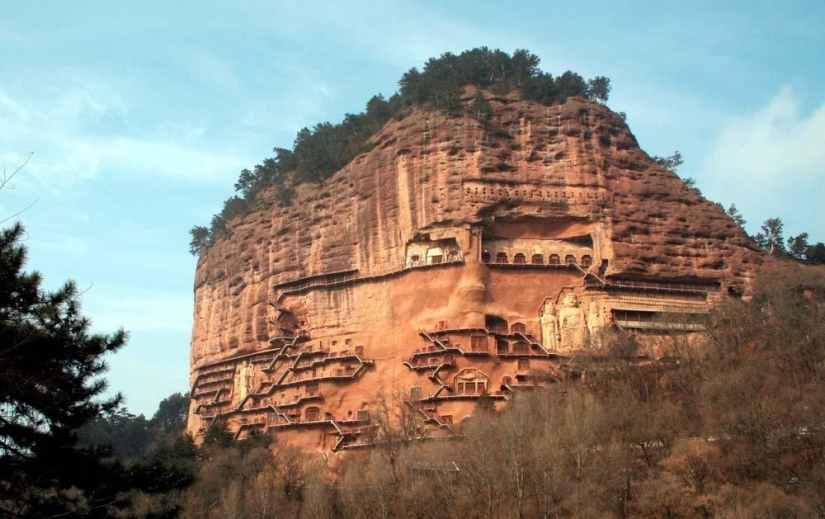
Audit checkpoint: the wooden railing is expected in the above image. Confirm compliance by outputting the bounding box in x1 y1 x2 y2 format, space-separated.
274 259 464 301
600 279 718 294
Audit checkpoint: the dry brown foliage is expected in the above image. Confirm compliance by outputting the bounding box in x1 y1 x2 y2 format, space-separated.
178 268 825 518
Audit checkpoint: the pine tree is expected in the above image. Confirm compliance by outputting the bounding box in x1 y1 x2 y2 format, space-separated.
787 233 809 260
726 204 747 230
754 218 786 255
587 76 611 103
0 222 130 517
652 150 684 172
472 90 492 121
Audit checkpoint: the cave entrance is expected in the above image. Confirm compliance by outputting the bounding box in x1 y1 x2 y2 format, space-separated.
486 315 508 334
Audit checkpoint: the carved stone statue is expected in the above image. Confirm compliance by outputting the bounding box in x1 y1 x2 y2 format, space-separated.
234 361 254 402
587 301 605 349
587 301 603 335
539 302 560 351
559 293 587 350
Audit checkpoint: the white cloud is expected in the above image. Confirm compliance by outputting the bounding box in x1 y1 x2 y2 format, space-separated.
706 86 825 183
702 86 825 239
94 136 249 182
0 76 251 192
0 89 29 120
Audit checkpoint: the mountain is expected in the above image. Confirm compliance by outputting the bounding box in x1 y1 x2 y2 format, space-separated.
186 87 769 453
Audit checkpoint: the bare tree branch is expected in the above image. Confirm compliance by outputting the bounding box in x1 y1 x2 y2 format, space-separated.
0 198 39 225
0 152 33 191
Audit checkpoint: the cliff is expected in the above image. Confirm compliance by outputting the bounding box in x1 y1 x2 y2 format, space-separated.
187 90 766 451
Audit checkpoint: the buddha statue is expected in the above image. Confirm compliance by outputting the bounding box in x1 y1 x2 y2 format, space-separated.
539 302 560 351
559 293 587 350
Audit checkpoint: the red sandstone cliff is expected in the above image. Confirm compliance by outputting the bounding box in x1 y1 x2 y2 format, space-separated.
191 92 760 367
186 91 776 452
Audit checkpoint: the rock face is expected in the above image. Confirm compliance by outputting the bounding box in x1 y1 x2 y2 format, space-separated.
187 92 765 452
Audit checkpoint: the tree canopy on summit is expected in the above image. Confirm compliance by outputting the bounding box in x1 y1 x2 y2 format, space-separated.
190 47 611 255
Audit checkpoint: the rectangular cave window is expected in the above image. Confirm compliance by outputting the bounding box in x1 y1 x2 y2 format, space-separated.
307 383 319 396
410 387 422 400
486 315 508 334
305 407 320 422
441 415 453 425
471 335 487 352
430 255 443 264
518 359 530 371
356 409 370 422
355 345 364 357
511 322 527 334
513 341 530 353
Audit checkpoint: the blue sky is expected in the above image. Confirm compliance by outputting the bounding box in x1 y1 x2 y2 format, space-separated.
1 1 823 416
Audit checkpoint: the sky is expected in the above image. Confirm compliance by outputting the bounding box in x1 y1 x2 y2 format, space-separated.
1 1 823 417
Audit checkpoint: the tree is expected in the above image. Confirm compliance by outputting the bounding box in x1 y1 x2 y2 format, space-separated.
754 218 786 255
192 48 612 255
727 203 747 230
189 225 211 256
787 232 809 260
475 391 496 413
511 49 540 85
78 408 150 459
682 177 702 196
806 242 825 264
0 222 131 517
151 391 189 436
587 76 611 103
555 71 588 102
79 391 190 459
472 90 492 121
652 150 684 172
202 421 235 450
651 151 704 196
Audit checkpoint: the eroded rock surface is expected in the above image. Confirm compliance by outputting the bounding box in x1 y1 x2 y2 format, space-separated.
187 93 765 451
